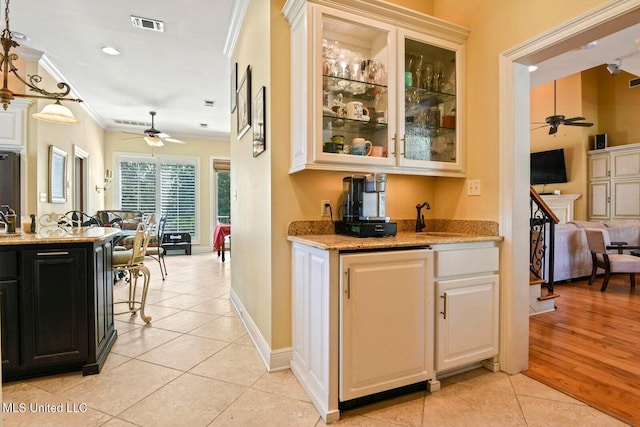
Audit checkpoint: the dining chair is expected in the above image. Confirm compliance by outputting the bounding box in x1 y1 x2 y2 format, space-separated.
59 211 103 227
584 228 640 291
112 222 153 322
145 212 168 280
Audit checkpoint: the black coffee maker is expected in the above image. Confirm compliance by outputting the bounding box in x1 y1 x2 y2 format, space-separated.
335 174 397 237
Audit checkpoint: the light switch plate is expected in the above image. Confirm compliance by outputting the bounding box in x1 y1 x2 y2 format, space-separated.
39 193 47 202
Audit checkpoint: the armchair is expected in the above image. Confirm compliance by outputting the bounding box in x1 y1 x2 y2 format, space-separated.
584 228 640 292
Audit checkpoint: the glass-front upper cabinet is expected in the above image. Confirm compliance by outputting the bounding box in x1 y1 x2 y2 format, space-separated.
284 0 468 176
315 8 396 168
397 30 463 173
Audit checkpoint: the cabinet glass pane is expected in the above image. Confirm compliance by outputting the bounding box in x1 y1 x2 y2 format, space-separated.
404 39 456 163
321 15 389 157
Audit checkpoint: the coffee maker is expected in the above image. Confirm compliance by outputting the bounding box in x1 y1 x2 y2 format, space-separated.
335 173 397 237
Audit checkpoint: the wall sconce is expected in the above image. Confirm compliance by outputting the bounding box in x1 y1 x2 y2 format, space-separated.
96 169 113 193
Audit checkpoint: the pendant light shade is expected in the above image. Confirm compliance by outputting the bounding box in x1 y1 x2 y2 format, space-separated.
32 101 80 124
144 135 164 147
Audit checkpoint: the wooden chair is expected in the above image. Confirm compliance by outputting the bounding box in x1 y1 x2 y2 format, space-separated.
112 222 153 322
584 228 640 291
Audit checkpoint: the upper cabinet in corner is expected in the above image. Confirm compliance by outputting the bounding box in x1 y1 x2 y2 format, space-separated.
282 0 469 177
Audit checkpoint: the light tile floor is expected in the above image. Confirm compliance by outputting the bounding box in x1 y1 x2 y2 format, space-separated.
2 251 628 426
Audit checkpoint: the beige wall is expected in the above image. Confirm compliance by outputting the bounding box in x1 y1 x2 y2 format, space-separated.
103 131 230 249
431 0 608 222
22 62 106 219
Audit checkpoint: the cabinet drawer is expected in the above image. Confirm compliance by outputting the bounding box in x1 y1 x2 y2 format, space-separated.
435 246 498 278
0 251 17 279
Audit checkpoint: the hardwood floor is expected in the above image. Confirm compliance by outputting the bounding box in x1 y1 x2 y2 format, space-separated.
525 274 640 426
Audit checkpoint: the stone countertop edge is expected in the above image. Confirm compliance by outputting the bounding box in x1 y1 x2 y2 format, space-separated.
0 227 122 246
286 219 502 251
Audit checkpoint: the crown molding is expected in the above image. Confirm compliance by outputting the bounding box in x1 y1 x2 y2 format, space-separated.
223 0 249 58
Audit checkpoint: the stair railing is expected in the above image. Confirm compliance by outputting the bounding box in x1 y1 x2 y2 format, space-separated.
530 187 559 295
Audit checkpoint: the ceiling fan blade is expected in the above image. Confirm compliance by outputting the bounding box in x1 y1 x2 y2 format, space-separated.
563 117 586 123
156 132 170 138
122 136 143 141
530 124 549 131
164 137 187 144
564 122 594 127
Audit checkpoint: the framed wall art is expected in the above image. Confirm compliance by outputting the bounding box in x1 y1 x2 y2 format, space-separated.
230 62 237 113
49 145 67 203
253 86 266 157
237 65 251 139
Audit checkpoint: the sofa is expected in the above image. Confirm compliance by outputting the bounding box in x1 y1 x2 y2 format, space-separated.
95 210 144 230
548 219 640 282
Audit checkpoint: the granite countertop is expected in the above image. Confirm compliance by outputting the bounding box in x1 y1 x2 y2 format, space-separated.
0 227 122 246
287 219 503 251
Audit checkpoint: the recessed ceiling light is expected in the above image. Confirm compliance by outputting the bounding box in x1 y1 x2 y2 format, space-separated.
581 41 597 50
528 65 538 72
101 46 120 56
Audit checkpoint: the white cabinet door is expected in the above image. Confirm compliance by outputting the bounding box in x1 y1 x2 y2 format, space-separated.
612 150 640 179
588 154 610 181
340 249 433 401
589 181 610 219
612 180 640 218
436 274 499 372
396 28 464 176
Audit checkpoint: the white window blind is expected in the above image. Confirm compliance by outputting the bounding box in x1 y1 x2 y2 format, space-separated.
117 155 198 237
119 160 157 215
160 162 196 234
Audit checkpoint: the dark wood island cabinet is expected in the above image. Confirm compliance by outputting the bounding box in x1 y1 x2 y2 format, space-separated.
0 227 120 381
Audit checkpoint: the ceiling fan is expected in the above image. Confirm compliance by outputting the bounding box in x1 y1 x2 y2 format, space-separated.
531 80 594 135
126 111 187 147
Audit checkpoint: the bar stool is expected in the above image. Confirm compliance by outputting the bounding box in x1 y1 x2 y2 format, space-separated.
112 222 153 323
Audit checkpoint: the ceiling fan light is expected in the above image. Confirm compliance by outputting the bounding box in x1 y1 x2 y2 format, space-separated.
32 101 80 124
144 135 164 147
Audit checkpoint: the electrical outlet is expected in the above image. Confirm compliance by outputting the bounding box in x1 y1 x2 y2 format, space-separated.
467 179 481 196
321 200 331 217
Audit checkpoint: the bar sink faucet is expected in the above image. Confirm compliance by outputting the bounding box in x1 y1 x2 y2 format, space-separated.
0 205 17 234
415 202 430 232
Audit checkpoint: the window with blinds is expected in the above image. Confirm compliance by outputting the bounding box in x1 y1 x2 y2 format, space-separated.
117 155 198 237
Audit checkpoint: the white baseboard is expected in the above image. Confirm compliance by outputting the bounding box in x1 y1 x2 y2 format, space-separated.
229 288 292 372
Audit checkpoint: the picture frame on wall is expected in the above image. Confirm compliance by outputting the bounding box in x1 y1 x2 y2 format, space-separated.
237 65 251 139
230 62 237 113
49 145 67 203
253 86 266 157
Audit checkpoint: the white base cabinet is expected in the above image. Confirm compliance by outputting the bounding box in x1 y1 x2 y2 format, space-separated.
339 250 434 401
291 240 500 422
433 243 500 373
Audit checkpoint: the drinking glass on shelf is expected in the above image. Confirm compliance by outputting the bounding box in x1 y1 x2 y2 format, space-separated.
413 55 424 90
351 52 363 81
338 48 350 79
323 39 340 77
425 63 433 90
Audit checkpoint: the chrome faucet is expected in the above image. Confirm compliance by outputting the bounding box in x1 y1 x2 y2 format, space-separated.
415 202 430 232
0 205 17 234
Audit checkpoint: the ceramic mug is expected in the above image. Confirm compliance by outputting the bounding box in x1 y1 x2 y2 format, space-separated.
351 137 372 156
346 101 370 121
370 146 385 157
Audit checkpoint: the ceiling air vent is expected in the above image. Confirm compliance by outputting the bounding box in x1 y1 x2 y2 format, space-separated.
113 119 151 127
131 16 164 32
629 77 640 88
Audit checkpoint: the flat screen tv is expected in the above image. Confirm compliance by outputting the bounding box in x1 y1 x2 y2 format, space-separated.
530 148 568 185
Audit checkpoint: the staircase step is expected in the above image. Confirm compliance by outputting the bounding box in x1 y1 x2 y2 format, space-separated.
538 293 560 301
529 277 546 286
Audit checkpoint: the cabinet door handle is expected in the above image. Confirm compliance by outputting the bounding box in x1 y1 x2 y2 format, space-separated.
401 135 406 156
390 134 396 156
440 293 447 319
36 251 69 256
345 269 350 299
